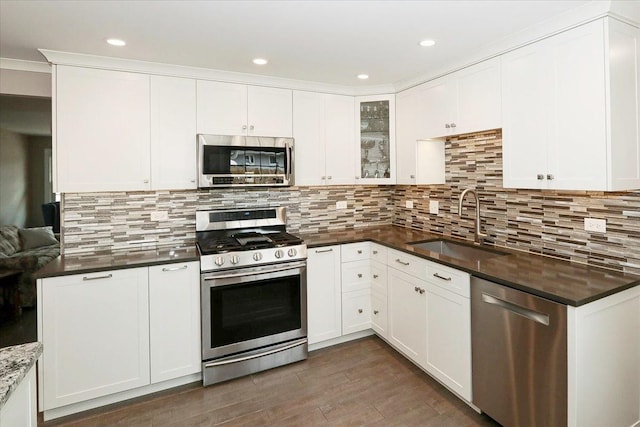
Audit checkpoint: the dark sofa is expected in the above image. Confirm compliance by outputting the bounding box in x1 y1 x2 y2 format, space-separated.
0 225 60 307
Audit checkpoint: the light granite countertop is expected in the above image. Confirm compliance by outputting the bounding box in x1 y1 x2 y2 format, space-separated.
0 342 42 409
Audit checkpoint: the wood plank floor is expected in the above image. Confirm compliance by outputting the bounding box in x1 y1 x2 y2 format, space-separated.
43 336 500 426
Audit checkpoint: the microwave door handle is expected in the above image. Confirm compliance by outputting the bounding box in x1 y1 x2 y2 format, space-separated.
286 144 292 181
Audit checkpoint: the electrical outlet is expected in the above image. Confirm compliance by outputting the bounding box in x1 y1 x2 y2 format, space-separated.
584 218 606 233
429 200 439 214
405 200 414 209
336 201 347 210
150 211 169 221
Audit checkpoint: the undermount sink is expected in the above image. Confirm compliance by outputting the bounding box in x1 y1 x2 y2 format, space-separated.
409 239 508 263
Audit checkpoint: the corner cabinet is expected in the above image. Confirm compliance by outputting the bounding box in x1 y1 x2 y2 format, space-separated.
196 81 293 137
293 91 355 186
54 66 152 192
355 95 396 184
502 17 640 191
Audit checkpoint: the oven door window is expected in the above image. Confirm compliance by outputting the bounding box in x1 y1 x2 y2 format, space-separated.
210 276 301 348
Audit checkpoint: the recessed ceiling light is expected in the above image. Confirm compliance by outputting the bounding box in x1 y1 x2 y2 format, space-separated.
357 74 369 80
106 38 126 47
419 39 436 47
253 58 268 65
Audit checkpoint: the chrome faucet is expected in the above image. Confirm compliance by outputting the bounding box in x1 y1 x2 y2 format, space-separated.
458 188 487 244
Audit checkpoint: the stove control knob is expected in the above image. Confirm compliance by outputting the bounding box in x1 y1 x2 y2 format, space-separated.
214 256 225 267
288 248 297 257
253 252 263 261
274 249 284 259
230 255 239 265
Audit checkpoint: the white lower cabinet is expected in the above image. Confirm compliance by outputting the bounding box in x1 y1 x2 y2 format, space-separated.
370 290 388 338
342 289 371 335
0 365 37 427
149 262 201 383
39 261 201 415
307 245 342 345
387 267 427 365
41 268 151 410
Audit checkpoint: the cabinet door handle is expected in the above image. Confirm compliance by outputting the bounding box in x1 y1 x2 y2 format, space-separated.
373 274 379 279
547 174 554 180
357 273 363 278
410 174 415 179
162 265 188 272
373 310 379 315
414 286 420 293
327 176 332 180
450 123 456 128
372 250 378 255
445 123 451 129
242 125 247 130
143 179 149 184
396 259 410 266
358 309 363 314
321 176 326 180
357 250 362 254
249 125 254 131
537 174 544 180
315 248 333 253
355 176 360 180
433 273 452 281
83 273 112 281
419 288 425 294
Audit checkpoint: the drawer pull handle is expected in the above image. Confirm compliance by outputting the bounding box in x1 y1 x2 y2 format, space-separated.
396 259 410 266
372 250 378 254
83 273 112 281
357 273 363 278
373 310 379 315
373 274 379 279
358 309 363 314
162 265 188 272
433 273 452 281
315 248 333 253
357 250 363 254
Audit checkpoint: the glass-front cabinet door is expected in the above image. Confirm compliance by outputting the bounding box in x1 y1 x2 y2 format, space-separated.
355 95 396 184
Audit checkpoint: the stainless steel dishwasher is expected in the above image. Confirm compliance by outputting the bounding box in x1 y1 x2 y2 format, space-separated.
471 276 567 427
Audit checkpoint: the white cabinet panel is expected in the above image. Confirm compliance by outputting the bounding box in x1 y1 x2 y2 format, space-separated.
395 86 421 184
342 289 371 335
307 246 342 344
371 291 388 338
248 86 292 137
196 81 247 135
422 78 457 138
150 76 197 190
149 262 201 383
41 268 150 410
0 366 36 427
293 91 354 186
341 260 371 292
387 267 427 365
502 18 640 191
55 66 151 192
355 94 396 184
341 242 370 262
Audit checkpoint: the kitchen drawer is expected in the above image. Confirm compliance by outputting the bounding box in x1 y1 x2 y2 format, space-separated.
342 289 371 335
341 260 371 292
371 261 387 295
426 261 470 298
341 242 370 263
370 243 387 263
387 248 427 279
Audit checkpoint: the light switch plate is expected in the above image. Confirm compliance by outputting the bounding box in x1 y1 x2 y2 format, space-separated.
429 200 439 214
405 200 414 209
584 218 606 233
336 201 347 210
150 211 169 221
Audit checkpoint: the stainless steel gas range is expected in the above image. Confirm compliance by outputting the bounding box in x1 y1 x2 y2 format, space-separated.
196 207 308 386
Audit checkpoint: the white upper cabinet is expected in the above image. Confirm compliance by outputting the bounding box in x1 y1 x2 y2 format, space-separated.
293 91 355 186
355 94 396 184
150 76 197 190
422 57 501 139
502 18 640 191
55 66 151 192
396 86 445 185
197 81 292 137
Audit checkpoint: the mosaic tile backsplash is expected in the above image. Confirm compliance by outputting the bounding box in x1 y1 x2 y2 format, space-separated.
61 129 640 274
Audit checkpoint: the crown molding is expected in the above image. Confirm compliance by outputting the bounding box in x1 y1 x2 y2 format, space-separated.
0 58 51 73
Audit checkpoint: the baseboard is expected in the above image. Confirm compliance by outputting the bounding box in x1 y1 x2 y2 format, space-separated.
308 329 375 351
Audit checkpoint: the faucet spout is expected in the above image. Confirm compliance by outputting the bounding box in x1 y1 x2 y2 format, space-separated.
458 188 487 244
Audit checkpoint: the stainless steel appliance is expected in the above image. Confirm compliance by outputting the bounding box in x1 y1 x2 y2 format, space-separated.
471 276 567 427
197 207 307 386
197 134 294 188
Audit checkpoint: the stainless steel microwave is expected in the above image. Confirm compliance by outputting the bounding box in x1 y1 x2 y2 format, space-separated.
197 135 294 188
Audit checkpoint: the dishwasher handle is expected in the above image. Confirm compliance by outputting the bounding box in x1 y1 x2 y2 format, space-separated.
481 293 550 326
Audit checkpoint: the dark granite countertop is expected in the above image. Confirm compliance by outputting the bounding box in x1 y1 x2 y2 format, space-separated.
35 245 199 278
0 342 42 409
298 225 640 307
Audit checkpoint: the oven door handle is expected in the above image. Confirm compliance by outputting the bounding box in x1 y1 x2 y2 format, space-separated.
203 261 306 281
204 338 308 368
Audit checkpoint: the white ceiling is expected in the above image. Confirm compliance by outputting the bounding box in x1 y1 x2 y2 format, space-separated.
1 0 596 87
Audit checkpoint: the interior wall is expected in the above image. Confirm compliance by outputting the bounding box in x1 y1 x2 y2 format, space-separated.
0 127 28 226
0 68 51 98
27 135 53 227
